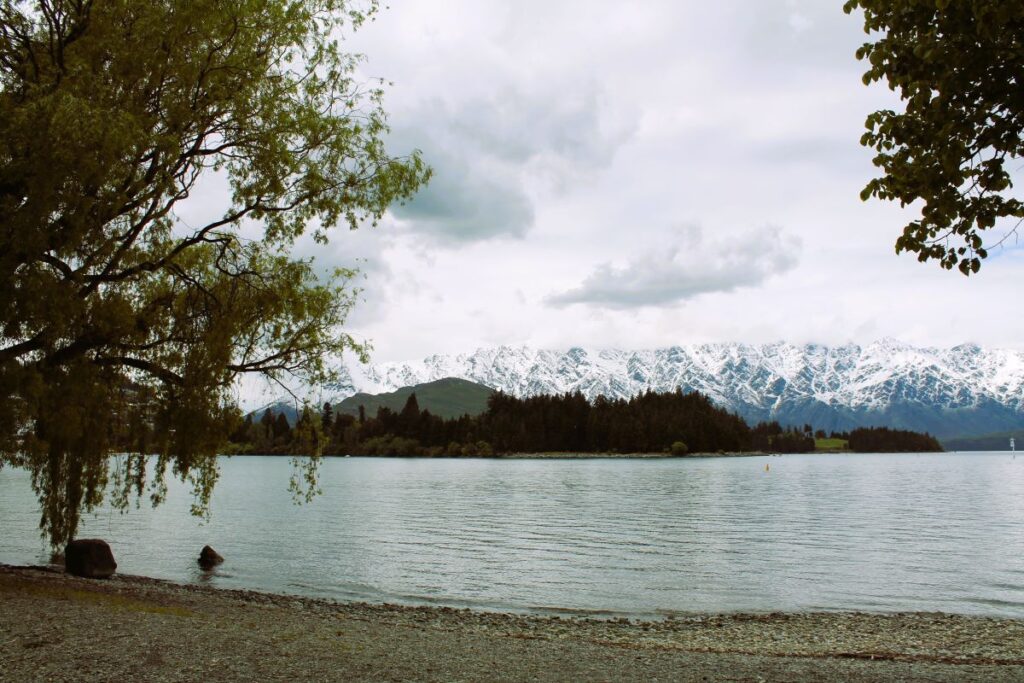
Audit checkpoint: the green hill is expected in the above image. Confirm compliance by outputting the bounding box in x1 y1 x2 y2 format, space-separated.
336 377 494 420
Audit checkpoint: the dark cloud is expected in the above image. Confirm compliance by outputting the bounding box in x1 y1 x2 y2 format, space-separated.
388 89 634 244
547 225 801 309
290 223 400 327
390 138 533 243
450 88 633 166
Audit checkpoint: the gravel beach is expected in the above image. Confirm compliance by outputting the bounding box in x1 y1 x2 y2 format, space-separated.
2 564 1023 682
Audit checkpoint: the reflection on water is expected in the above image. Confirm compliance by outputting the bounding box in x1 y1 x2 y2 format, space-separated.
2 453 1023 617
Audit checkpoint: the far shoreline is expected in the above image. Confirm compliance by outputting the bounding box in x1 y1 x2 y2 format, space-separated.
218 450 952 459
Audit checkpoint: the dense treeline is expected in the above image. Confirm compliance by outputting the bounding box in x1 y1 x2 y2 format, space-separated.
750 421 816 454
847 427 942 453
228 389 831 456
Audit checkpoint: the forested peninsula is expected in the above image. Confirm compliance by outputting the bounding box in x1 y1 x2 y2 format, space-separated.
226 390 943 456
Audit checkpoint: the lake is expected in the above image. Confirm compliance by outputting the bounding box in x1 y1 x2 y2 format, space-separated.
2 453 1023 618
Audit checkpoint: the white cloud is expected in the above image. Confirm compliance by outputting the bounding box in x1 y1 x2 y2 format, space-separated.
256 0 1024 362
548 225 801 308
389 134 535 243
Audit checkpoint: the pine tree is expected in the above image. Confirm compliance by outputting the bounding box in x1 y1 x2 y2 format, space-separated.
260 409 276 440
273 413 292 443
401 393 421 420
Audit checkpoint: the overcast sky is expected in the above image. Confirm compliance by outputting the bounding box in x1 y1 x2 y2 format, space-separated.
286 0 1024 362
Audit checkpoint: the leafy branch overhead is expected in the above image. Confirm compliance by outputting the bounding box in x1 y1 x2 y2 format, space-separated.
0 0 430 546
845 0 1024 274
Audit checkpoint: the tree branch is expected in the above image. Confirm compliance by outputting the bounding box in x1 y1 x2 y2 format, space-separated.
93 356 184 386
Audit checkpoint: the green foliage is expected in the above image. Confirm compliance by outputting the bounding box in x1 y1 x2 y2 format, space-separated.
0 0 429 546
847 426 943 453
460 441 493 457
814 437 849 452
238 388 756 456
232 388 945 458
288 405 323 501
360 434 421 456
845 1 1024 274
749 421 815 454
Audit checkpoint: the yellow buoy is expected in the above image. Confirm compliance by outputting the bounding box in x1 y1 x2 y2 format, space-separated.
765 463 770 472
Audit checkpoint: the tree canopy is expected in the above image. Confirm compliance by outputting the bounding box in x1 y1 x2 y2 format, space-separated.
0 0 429 546
233 389 815 457
845 0 1024 274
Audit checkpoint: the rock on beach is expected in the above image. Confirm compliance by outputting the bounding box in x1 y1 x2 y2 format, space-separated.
64 539 117 579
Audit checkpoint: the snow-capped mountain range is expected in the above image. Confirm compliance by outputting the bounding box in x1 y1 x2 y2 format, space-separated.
249 340 1024 438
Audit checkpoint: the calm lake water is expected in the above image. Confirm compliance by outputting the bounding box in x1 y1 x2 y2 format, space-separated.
2 453 1023 618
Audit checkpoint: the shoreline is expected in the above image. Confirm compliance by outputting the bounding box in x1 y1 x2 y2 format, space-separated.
2 565 1023 682
498 451 763 459
218 450 951 459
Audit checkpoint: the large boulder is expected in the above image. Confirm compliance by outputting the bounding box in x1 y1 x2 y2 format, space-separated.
64 539 117 579
198 545 224 570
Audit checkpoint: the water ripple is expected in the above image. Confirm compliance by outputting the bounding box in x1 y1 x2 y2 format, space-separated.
2 453 1023 617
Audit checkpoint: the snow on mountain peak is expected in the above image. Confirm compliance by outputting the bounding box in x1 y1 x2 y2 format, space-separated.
240 340 1024 436
343 340 1024 417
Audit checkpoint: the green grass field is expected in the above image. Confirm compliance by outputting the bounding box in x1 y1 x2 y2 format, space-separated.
814 438 849 452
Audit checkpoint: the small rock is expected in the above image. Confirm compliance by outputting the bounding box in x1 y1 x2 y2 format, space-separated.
198 545 224 569
65 539 117 579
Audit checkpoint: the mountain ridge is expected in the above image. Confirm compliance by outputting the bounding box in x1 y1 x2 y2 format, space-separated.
249 377 495 423
336 340 1024 438
245 340 1024 439
335 377 494 420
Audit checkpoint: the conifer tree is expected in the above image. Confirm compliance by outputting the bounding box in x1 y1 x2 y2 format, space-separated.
321 403 334 431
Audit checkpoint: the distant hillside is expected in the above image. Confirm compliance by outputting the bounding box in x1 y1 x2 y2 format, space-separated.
942 429 1024 452
251 378 494 424
329 341 1024 439
335 377 494 420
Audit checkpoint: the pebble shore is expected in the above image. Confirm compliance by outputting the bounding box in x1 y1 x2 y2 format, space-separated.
2 564 1023 682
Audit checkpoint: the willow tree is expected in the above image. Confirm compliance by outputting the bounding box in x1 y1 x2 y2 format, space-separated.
846 1 1024 275
0 0 429 546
